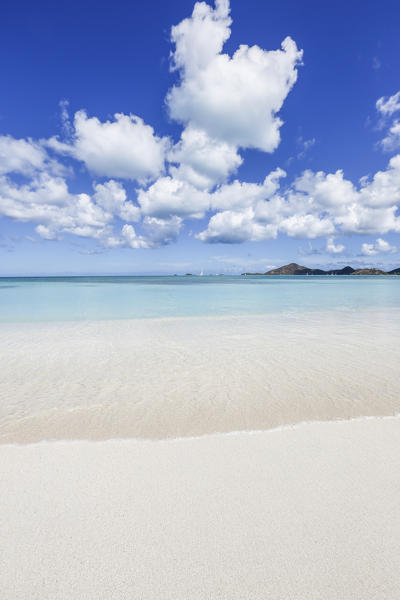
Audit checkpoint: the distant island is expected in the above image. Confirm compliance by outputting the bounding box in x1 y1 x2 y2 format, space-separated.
242 263 400 276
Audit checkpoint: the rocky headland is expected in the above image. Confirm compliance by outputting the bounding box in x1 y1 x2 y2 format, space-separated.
242 263 400 276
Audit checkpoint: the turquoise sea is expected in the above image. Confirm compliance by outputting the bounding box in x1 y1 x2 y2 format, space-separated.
0 275 399 322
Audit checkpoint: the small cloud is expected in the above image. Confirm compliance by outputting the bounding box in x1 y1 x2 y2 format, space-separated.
211 255 277 269
380 120 400 152
326 237 345 254
372 56 381 71
375 92 400 152
35 224 59 240
296 136 316 160
59 99 72 137
77 248 106 255
376 91 400 117
299 237 345 256
361 237 397 256
298 241 326 256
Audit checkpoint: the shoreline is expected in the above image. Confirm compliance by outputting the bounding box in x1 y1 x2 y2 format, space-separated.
1 411 399 447
2 310 400 443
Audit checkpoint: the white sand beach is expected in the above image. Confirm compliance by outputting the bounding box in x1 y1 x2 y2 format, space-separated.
1 416 400 599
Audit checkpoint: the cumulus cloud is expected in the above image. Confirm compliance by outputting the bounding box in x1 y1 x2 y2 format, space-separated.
198 154 400 244
48 111 169 182
137 176 209 219
0 171 182 249
361 238 397 256
168 125 242 189
279 214 335 238
0 135 64 177
292 169 357 209
142 216 183 246
197 208 278 243
119 224 150 249
211 169 286 211
93 180 140 222
0 174 112 241
117 217 183 249
196 169 289 242
167 0 302 152
358 154 400 208
291 156 400 235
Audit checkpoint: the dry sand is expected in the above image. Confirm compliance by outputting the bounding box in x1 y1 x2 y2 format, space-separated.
1 416 400 599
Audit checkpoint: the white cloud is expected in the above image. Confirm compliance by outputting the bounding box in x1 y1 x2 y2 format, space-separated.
296 137 316 160
211 168 286 211
48 111 169 182
279 214 335 238
197 208 278 243
293 169 357 209
291 156 400 235
361 238 397 256
170 0 232 75
380 120 400 152
168 125 242 189
0 174 113 241
0 166 190 249
93 180 140 222
120 224 150 249
337 205 400 236
326 237 345 254
59 99 73 137
117 217 183 249
142 216 183 246
376 91 400 117
167 0 302 152
137 176 209 219
35 224 59 240
5 150 396 249
198 154 400 244
0 135 64 177
358 154 400 208
376 93 400 153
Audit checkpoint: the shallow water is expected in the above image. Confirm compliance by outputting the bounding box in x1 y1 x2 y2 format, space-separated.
0 275 399 321
1 276 399 442
1 310 399 442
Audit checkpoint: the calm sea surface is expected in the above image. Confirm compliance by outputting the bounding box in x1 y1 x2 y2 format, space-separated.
0 275 399 322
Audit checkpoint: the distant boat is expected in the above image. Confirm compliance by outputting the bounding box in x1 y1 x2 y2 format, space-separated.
200 270 204 276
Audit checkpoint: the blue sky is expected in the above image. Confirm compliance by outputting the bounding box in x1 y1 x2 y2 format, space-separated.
1 0 400 275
